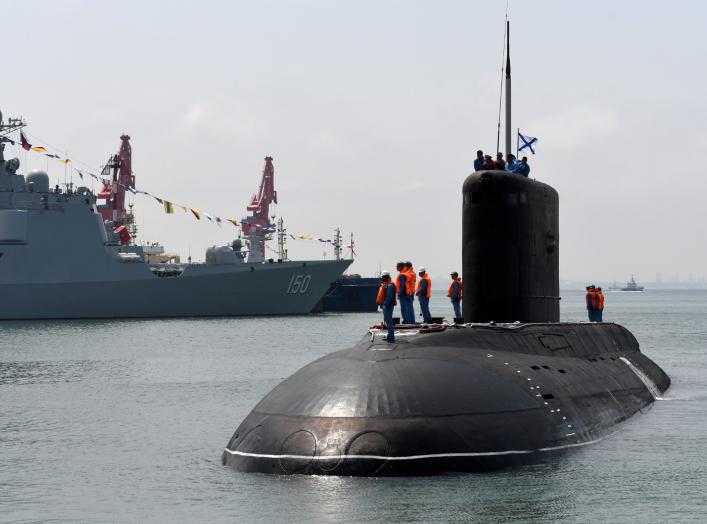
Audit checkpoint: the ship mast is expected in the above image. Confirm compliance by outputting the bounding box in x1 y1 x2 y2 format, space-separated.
277 216 288 261
504 20 512 158
333 227 342 261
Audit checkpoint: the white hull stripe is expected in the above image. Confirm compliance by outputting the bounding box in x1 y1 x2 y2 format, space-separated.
224 438 602 461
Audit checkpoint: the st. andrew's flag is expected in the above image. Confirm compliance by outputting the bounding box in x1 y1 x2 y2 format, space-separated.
518 132 538 155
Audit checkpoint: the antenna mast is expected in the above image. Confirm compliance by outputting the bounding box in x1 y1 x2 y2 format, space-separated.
333 227 342 261
277 217 288 261
504 20 512 157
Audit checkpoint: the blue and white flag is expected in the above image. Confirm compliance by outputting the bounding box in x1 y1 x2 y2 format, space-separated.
518 132 538 155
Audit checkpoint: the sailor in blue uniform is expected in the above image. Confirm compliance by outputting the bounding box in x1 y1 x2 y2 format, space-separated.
474 150 484 171
376 271 397 342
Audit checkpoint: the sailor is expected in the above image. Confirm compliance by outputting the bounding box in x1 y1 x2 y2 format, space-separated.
483 155 495 170
494 152 506 170
505 154 519 173
416 267 432 323
474 150 484 171
448 272 463 319
596 287 605 322
517 156 531 177
396 262 410 324
376 271 397 342
585 285 597 322
405 261 416 323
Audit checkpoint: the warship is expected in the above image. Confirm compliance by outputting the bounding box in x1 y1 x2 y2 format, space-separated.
0 113 350 319
222 22 670 476
621 275 645 292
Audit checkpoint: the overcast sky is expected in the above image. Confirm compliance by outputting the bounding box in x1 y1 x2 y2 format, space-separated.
4 0 706 284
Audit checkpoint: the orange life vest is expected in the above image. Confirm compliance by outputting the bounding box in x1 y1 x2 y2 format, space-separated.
447 277 462 299
395 271 405 294
586 290 598 308
597 291 605 310
376 282 396 306
417 274 432 299
405 268 416 295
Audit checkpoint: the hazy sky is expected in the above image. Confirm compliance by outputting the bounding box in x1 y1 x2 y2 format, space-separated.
4 0 706 283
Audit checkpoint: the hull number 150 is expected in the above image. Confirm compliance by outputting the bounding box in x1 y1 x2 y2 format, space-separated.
286 274 312 294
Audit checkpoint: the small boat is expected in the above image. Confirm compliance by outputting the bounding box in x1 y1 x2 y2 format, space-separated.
621 275 645 292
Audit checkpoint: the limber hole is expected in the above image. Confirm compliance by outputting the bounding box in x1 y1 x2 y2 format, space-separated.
557 369 567 374
531 365 540 370
541 365 550 369
542 393 555 400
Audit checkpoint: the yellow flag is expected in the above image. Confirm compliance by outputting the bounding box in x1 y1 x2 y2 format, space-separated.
58 158 71 165
31 146 46 153
190 208 201 220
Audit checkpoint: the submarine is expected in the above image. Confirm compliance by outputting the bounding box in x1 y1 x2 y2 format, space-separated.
222 23 670 476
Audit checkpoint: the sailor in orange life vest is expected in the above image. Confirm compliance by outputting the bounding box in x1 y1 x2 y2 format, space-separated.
376 271 397 342
596 286 605 322
395 262 411 324
416 267 432 323
447 272 463 319
404 261 416 323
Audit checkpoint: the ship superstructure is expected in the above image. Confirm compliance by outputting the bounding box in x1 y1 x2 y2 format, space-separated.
0 113 350 319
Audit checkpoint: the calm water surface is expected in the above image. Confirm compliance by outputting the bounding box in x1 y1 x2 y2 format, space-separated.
1 290 706 522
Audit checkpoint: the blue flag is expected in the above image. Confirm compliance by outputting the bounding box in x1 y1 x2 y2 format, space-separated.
518 132 538 155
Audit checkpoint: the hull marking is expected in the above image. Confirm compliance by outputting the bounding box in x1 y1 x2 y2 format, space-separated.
224 437 603 461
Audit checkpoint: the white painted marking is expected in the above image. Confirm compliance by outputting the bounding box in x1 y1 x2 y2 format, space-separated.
223 438 603 462
619 357 662 399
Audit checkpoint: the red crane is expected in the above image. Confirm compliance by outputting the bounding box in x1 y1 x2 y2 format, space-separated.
241 157 277 261
97 134 134 229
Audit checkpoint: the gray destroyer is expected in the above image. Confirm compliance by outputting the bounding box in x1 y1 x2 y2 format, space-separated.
0 113 350 319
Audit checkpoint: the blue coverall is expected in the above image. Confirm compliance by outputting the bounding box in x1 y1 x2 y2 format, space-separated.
407 286 415 324
416 278 432 323
473 157 484 171
382 282 396 341
507 160 530 177
397 273 410 323
451 281 462 319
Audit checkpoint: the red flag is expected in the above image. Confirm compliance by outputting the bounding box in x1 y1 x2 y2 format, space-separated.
20 131 32 151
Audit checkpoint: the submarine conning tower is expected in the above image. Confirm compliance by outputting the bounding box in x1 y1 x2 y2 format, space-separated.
462 170 559 323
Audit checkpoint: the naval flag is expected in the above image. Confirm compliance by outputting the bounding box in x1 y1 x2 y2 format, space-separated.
518 132 538 155
163 200 174 214
20 131 32 151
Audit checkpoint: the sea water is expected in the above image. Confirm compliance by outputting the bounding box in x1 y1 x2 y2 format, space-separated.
1 290 706 522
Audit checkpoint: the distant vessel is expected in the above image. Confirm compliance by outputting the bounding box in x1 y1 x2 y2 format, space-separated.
0 113 350 319
621 275 645 292
316 233 380 312
317 274 380 312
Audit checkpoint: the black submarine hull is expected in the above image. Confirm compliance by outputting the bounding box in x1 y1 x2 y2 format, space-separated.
223 322 669 476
